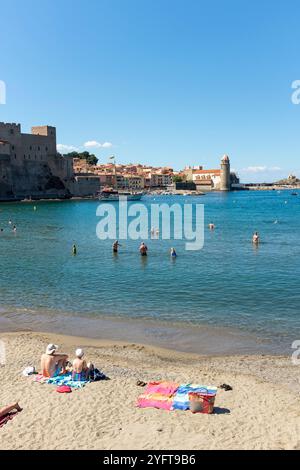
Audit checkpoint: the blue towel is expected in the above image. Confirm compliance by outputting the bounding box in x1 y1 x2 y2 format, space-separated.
172 384 217 410
47 372 89 389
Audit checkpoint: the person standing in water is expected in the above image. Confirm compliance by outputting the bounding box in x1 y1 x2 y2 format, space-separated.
252 232 260 244
209 223 215 230
72 244 77 255
139 242 148 256
170 247 177 258
112 240 121 253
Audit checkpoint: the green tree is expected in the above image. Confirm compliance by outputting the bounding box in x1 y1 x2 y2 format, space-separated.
172 175 183 183
63 151 98 166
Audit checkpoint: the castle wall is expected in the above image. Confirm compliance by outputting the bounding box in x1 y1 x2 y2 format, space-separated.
0 122 74 200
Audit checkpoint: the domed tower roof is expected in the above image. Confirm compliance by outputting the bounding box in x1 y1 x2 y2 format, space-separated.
221 154 230 163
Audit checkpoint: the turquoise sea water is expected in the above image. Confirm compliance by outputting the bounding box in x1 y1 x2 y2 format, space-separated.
0 191 299 354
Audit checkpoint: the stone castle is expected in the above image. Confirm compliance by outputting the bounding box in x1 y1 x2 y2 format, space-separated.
0 122 74 200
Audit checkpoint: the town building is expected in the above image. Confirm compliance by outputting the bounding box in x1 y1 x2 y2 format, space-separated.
181 155 234 191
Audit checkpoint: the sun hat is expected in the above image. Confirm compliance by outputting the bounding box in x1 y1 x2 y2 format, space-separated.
75 348 84 359
46 344 58 355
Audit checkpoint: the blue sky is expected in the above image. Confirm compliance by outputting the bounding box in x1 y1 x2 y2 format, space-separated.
1 0 300 182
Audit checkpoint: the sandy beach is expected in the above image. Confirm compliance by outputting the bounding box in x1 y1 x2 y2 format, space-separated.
0 331 299 450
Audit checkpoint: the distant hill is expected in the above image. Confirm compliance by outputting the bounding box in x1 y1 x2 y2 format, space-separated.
275 174 300 185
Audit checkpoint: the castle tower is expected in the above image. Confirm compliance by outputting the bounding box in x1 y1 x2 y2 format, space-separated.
220 154 231 191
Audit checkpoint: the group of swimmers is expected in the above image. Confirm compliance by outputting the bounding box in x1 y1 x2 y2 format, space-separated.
112 240 177 258
0 220 17 233
72 225 260 258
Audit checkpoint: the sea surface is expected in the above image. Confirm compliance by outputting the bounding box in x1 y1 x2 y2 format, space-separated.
0 191 299 355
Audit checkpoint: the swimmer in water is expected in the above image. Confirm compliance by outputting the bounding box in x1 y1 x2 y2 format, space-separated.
112 240 121 253
72 244 77 256
12 225 17 233
252 232 260 244
170 247 177 258
139 242 148 256
8 220 12 225
208 223 215 230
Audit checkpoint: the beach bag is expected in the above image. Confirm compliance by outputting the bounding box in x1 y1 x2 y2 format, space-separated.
56 385 72 393
90 368 107 382
189 391 216 414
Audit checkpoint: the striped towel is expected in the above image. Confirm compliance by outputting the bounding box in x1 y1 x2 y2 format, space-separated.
172 384 218 410
137 381 179 410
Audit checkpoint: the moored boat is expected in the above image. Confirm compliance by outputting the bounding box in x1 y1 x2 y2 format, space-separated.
98 187 143 201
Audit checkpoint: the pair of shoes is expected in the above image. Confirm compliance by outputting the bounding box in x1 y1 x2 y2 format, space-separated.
136 380 147 387
219 383 233 391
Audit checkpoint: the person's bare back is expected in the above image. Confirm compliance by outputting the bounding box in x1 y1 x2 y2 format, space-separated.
41 344 68 377
73 357 87 373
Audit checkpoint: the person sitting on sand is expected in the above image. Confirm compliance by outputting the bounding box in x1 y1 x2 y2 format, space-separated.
252 231 260 244
41 344 68 378
139 242 148 256
72 348 93 381
0 402 22 419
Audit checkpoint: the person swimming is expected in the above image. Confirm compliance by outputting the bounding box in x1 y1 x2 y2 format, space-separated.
208 223 215 230
139 242 148 256
170 247 177 258
252 232 260 244
72 244 77 255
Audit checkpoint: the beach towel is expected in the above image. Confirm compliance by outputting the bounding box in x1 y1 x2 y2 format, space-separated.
47 372 89 389
172 384 218 411
32 372 89 389
32 373 49 384
137 381 179 411
0 411 19 429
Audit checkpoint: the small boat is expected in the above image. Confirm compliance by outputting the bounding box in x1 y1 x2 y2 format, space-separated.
98 188 143 202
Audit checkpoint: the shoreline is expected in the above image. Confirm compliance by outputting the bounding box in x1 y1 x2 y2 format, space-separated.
0 306 288 356
0 331 299 450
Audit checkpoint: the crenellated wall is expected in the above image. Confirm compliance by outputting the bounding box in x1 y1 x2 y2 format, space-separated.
0 122 74 200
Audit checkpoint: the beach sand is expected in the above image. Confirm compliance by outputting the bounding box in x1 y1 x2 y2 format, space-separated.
0 331 300 450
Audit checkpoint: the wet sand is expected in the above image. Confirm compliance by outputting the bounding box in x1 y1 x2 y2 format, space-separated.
0 307 286 356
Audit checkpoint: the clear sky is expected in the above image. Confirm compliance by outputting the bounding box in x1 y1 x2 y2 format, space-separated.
1 0 300 182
